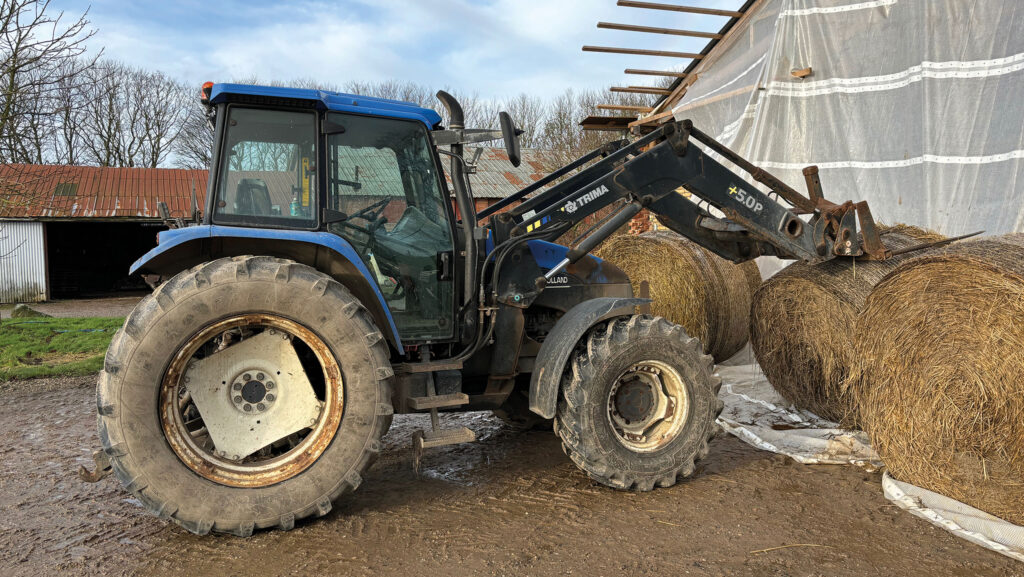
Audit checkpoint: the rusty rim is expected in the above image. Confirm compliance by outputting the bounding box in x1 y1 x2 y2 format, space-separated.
160 314 344 488
606 360 690 453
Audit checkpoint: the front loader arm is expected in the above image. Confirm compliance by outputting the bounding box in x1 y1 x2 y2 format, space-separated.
489 119 895 286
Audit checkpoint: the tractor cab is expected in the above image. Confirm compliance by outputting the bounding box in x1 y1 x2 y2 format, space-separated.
203 84 459 342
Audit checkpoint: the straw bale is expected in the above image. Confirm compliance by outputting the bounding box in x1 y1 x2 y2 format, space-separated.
749 225 944 424
597 231 761 362
852 233 1024 523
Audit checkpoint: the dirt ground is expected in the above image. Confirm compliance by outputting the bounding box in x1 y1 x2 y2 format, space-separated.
0 376 1019 577
0 294 145 319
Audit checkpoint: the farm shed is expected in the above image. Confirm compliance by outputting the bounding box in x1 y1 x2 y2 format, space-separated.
0 164 207 301
0 147 555 303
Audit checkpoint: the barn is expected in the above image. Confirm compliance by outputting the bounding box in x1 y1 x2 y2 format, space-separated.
0 164 205 302
0 147 555 303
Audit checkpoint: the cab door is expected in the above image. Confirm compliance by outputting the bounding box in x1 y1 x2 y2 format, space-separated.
324 112 456 342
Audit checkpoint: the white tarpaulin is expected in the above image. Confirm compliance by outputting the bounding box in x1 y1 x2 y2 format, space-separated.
883 473 1024 563
715 361 1024 562
671 0 1024 239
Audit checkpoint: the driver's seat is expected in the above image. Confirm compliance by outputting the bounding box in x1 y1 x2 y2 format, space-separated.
235 178 272 216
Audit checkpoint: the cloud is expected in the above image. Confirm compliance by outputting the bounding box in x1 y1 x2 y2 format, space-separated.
59 0 740 98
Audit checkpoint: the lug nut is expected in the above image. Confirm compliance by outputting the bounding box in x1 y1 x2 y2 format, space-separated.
243 404 252 412
232 382 242 391
234 396 243 403
266 381 274 389
257 403 266 411
266 393 275 402
243 373 252 382
257 372 265 381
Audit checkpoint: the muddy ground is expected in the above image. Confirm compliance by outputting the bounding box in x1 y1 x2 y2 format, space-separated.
0 295 145 319
0 376 1018 577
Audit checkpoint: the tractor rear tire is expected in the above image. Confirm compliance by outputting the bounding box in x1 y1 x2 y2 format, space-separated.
97 256 394 536
554 315 722 491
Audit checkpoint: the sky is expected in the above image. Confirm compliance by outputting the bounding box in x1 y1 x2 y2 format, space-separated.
50 0 743 99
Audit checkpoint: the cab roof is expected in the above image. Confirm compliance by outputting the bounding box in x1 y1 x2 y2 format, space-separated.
208 83 444 128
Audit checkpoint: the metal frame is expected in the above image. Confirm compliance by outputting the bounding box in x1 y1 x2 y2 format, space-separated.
492 119 896 281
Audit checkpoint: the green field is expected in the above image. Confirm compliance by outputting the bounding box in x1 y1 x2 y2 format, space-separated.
0 317 124 380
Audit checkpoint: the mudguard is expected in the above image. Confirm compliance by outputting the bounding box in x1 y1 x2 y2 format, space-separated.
528 297 651 419
129 225 403 349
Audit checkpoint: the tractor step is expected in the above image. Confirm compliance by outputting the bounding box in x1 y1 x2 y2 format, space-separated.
413 426 476 449
408 392 469 410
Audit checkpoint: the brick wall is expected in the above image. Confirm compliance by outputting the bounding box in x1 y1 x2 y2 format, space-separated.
628 209 653 235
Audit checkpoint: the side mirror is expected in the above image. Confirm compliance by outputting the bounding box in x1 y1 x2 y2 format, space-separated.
499 111 521 168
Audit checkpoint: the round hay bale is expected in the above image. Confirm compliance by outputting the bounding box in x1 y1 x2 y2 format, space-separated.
597 231 761 362
749 225 944 424
852 233 1024 524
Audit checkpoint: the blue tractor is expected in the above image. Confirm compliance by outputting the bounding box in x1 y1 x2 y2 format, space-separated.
87 82 933 536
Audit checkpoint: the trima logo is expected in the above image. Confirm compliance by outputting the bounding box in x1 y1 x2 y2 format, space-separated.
563 184 609 213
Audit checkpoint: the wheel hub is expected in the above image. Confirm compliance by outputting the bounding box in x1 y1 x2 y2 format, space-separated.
232 371 276 412
160 314 344 488
240 379 266 403
184 331 322 460
613 376 657 425
607 360 691 453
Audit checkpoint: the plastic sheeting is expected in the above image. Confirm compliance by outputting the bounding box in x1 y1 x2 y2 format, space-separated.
715 363 881 467
883 473 1024 563
714 360 1024 562
671 0 1024 241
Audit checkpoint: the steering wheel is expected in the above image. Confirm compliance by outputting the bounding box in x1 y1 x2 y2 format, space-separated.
334 201 391 257
347 197 392 225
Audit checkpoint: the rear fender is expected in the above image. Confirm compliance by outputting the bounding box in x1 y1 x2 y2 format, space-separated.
528 297 650 419
130 225 403 350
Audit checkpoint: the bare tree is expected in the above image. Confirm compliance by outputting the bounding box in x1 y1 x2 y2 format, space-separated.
0 0 96 163
49 57 89 164
538 86 654 167
500 93 545 148
133 69 190 167
81 61 190 168
173 98 214 170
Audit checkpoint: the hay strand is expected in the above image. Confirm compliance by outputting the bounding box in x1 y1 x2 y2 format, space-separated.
597 231 761 362
851 233 1024 524
749 225 944 425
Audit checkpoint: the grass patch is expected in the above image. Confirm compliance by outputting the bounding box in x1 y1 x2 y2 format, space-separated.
0 316 124 380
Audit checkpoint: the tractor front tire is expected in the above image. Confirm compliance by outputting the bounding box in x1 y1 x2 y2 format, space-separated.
554 315 722 491
97 256 394 536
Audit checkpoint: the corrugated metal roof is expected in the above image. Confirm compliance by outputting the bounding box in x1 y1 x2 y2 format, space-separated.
0 146 556 219
443 148 556 199
0 164 207 219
